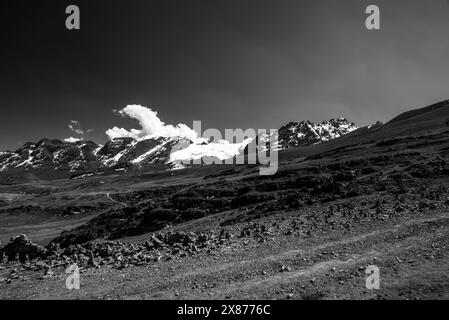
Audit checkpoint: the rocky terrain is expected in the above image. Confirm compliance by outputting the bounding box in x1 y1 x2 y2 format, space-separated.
278 118 358 149
1 100 449 299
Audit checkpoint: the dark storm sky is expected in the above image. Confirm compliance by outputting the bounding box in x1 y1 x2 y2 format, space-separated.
1 0 449 150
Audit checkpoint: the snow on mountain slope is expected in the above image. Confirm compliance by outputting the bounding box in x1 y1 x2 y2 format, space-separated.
278 118 358 149
169 138 253 163
131 145 164 164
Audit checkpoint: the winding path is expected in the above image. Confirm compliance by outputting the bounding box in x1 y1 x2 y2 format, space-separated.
106 192 128 208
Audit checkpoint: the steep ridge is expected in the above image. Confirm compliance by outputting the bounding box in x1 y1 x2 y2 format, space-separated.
281 99 449 161
278 118 358 149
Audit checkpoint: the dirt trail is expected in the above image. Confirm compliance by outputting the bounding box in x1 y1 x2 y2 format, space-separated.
173 213 449 280
105 192 127 208
1 210 449 300
167 212 449 299
122 211 449 299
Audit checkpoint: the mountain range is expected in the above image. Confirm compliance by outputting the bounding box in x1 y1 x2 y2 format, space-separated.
0 117 359 183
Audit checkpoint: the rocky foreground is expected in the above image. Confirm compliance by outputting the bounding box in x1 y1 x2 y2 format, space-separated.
1 177 449 299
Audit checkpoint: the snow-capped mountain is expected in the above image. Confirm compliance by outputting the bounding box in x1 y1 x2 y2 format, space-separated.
0 118 358 182
0 137 180 181
0 135 253 181
278 118 358 149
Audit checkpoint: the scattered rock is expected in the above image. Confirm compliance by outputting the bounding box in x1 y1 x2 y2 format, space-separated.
280 265 291 272
0 234 47 262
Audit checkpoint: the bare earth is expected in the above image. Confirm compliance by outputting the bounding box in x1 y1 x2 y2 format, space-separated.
1 203 449 299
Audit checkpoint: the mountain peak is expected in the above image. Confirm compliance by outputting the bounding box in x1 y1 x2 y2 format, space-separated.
278 118 358 149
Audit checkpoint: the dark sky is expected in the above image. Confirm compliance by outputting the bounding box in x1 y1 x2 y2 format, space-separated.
1 0 449 150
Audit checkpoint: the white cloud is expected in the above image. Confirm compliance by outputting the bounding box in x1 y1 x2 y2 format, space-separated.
105 127 141 140
64 137 83 143
105 105 198 141
69 120 84 135
68 120 93 136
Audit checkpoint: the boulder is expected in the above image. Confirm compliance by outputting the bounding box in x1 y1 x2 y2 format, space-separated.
0 234 47 262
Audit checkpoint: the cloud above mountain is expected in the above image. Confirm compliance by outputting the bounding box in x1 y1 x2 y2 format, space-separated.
63 137 82 143
68 120 93 136
69 120 84 135
65 120 94 143
105 105 198 141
